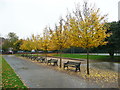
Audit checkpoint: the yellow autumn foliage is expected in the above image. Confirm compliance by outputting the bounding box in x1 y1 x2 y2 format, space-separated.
66 8 111 49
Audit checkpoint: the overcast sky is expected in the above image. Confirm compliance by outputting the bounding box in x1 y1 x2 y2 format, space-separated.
0 0 119 39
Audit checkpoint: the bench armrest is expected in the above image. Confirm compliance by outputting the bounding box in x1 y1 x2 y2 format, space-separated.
64 62 68 65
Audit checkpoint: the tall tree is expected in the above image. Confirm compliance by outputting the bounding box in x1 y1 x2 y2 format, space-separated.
14 39 23 51
103 21 120 57
67 2 111 74
50 19 70 68
7 32 18 42
20 34 40 52
2 39 9 52
20 38 33 51
39 27 52 61
2 32 18 52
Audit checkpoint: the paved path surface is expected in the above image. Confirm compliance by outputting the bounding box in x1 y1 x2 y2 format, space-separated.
3 55 100 88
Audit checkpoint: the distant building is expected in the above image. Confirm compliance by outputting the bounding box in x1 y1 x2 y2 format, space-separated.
118 1 120 20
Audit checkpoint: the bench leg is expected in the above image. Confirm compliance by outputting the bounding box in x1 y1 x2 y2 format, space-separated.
75 67 80 72
75 68 77 72
54 62 58 66
63 65 65 69
66 66 68 70
41 60 43 63
63 66 68 70
53 63 55 66
67 66 69 70
78 67 80 72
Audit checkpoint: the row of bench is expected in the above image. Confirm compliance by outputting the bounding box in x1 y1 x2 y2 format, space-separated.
21 54 59 66
20 54 81 72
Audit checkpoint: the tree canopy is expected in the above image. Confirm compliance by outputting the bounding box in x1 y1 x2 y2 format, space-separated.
2 32 19 52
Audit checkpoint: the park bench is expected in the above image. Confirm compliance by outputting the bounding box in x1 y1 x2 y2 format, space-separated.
47 59 58 66
23 54 30 58
27 55 33 59
20 54 38 60
36 57 45 62
64 61 81 72
21 54 27 57
29 55 36 59
21 54 24 57
31 56 38 60
26 55 31 58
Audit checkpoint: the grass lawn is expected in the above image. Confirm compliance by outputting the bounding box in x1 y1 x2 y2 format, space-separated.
53 54 120 62
16 53 120 62
0 56 28 89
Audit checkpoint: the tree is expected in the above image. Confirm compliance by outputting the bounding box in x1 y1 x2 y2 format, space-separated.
103 21 120 57
38 27 52 61
20 38 32 51
13 39 23 52
0 37 5 52
2 39 9 52
29 34 40 51
67 2 111 74
2 32 18 52
7 32 18 42
50 19 70 68
20 34 40 52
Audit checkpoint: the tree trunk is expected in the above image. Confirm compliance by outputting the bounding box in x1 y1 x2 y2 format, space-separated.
109 52 114 58
59 49 62 68
37 50 38 57
45 50 47 62
108 49 114 59
87 49 89 75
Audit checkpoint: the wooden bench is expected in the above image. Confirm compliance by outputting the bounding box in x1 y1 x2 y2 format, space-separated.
21 54 38 60
27 55 33 59
21 54 24 57
21 54 28 57
64 61 81 72
31 56 38 60
36 57 45 62
25 55 31 58
47 59 58 66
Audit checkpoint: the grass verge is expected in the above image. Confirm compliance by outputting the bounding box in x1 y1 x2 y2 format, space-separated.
0 56 28 89
53 54 120 62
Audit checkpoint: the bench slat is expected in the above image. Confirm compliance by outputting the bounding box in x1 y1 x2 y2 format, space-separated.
47 59 58 66
64 61 81 72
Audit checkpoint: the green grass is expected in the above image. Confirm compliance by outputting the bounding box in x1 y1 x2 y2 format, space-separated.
1 56 28 89
16 53 120 62
54 54 120 62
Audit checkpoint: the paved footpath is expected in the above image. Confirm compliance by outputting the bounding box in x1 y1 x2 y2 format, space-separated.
3 55 100 88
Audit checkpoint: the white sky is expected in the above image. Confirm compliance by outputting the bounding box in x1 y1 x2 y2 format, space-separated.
0 0 120 39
